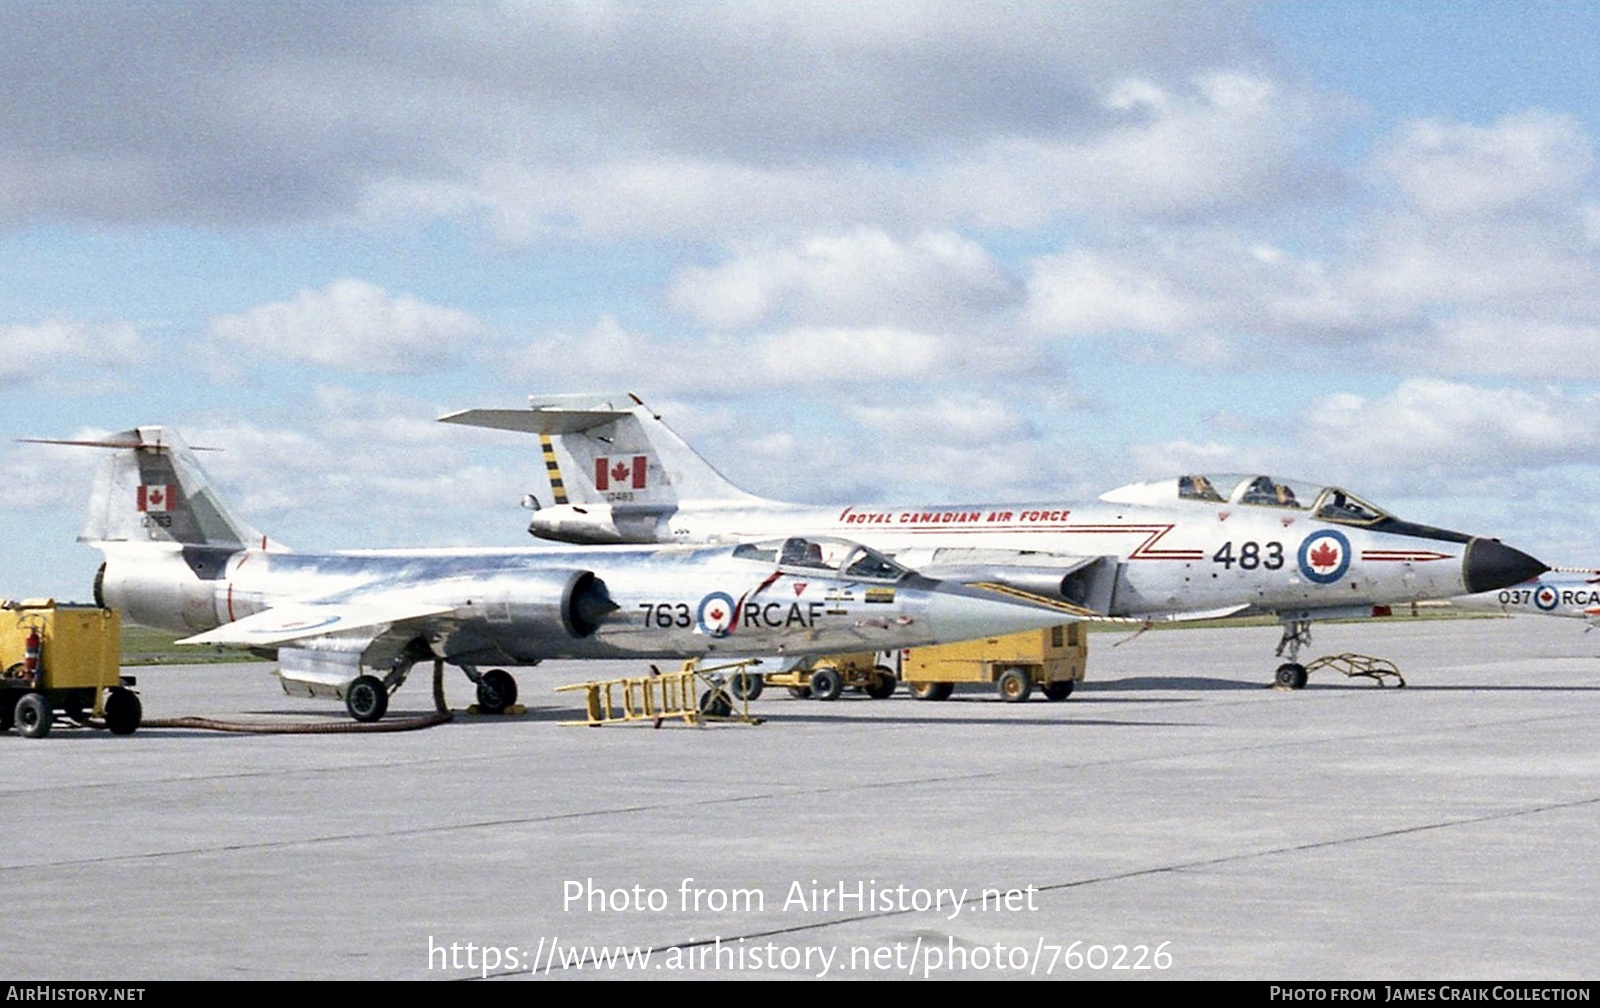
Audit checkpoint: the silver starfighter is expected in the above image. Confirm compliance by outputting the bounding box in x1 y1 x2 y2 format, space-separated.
67 427 1087 720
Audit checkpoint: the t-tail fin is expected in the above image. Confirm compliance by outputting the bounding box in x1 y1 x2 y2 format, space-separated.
443 393 765 507
53 426 272 550
441 393 768 543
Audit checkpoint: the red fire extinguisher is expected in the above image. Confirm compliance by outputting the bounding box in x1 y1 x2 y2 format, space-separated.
23 627 41 683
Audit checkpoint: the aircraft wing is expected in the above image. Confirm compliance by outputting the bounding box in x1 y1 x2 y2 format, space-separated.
177 598 455 647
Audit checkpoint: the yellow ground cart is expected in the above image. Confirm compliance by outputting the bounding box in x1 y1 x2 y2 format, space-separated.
900 623 1087 702
0 600 139 738
753 652 897 702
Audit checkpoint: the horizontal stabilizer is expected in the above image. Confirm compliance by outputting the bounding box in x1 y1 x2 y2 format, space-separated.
178 598 454 646
439 393 644 436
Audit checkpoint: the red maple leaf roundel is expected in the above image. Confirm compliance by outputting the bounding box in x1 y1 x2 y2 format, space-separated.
1308 541 1341 570
708 606 725 621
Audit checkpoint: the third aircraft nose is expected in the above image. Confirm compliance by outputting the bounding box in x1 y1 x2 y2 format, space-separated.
1463 538 1550 595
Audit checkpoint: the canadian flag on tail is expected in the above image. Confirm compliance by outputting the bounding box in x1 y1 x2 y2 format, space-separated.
595 455 648 491
137 484 174 513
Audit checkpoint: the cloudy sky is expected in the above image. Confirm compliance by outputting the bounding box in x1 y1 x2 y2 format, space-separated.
5 1 1600 599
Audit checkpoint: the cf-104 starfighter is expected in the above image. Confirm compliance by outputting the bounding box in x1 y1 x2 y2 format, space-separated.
1452 570 1600 627
54 427 1087 721
442 393 1549 688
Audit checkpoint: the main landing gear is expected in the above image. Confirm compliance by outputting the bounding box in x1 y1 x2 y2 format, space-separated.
1273 619 1312 690
339 661 522 722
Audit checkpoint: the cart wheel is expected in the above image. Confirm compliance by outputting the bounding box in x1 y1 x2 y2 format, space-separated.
697 689 732 718
15 693 51 739
104 687 142 736
907 681 953 701
808 666 844 701
345 675 388 722
786 686 812 699
729 671 765 701
997 667 1033 703
476 668 518 713
1041 680 1075 701
864 667 897 699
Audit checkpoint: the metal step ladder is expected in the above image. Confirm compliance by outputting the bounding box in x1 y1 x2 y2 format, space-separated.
557 658 765 726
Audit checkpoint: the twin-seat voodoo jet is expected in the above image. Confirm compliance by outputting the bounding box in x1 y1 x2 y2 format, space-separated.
59 427 1082 720
442 393 1548 688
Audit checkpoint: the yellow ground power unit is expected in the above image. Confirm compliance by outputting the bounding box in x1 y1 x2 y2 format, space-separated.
900 623 1087 702
0 600 140 738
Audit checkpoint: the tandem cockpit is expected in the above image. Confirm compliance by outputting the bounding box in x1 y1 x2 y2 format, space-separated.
732 537 909 581
1100 474 1392 527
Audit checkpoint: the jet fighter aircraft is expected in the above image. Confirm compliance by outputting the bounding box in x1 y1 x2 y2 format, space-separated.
1451 570 1600 626
442 394 1549 688
60 427 1087 720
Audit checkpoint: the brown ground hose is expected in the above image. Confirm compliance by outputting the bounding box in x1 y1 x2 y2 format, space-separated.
101 660 455 734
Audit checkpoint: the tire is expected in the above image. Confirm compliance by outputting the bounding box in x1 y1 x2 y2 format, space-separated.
907 681 953 702
1041 680 1075 701
997 667 1033 703
864 666 897 700
103 687 142 736
15 692 51 739
345 675 388 722
786 686 812 699
729 671 765 701
476 668 518 714
698 689 732 718
1274 663 1308 690
808 666 844 701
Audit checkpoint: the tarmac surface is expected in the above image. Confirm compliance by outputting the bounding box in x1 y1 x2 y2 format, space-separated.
3 615 1598 981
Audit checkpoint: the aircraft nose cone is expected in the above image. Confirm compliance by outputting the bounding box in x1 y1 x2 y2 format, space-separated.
923 583 1076 642
1463 538 1549 594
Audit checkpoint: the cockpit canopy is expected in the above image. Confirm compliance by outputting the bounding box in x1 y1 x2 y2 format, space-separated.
732 537 908 581
1099 474 1392 526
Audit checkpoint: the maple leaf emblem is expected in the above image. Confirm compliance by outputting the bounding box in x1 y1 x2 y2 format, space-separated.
610 461 629 483
708 606 725 621
148 489 164 505
1308 541 1340 570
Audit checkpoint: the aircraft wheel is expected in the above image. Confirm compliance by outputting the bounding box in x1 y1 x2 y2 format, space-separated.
864 667 897 700
103 687 142 736
476 669 518 714
729 671 765 701
1274 663 1308 690
808 667 844 701
697 689 732 718
1041 680 1075 701
345 675 388 722
907 681 953 702
997 667 1033 703
15 693 51 739
786 686 812 699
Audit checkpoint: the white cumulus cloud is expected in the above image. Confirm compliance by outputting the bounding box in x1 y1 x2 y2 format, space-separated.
205 279 489 374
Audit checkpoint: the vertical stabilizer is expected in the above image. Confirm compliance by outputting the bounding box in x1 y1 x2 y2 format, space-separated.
441 393 770 508
77 426 269 549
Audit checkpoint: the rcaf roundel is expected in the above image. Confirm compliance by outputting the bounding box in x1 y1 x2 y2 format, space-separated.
1297 529 1352 584
1534 584 1560 611
696 591 737 638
